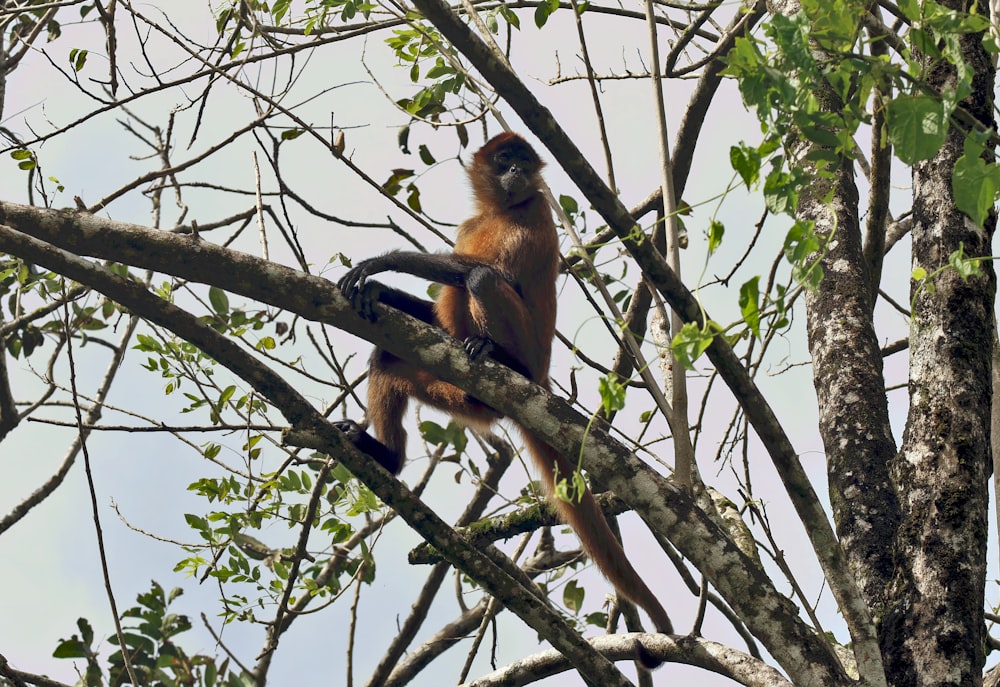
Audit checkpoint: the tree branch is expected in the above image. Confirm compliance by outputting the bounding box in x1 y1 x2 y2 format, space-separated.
0 219 637 687
392 1 877 681
463 634 793 687
0 202 851 686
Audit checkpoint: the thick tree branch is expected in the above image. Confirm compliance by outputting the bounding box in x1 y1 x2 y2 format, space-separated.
0 204 850 686
391 2 879 681
0 221 637 687
464 634 792 687
792 87 900 636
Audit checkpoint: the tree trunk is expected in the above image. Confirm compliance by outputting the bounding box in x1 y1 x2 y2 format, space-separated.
883 4 996 683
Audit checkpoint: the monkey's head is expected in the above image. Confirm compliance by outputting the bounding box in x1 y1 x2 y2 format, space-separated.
470 133 544 209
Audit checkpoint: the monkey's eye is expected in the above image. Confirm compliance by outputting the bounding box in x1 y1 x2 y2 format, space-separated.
494 153 529 174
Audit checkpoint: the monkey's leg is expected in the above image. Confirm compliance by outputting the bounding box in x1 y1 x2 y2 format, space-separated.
462 266 543 380
332 355 410 474
336 351 499 473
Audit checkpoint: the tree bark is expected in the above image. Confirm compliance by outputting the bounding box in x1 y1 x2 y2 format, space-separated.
801 155 901 625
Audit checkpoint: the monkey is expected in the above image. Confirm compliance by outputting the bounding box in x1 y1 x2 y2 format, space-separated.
335 132 673 662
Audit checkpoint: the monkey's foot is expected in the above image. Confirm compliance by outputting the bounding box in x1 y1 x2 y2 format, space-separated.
332 419 364 442
332 419 403 474
463 335 495 361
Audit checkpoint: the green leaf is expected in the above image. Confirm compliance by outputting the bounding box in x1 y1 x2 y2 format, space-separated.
346 485 381 516
707 220 725 255
563 580 585 612
216 6 233 33
671 321 719 369
948 242 983 280
417 144 436 165
406 183 422 212
952 133 1000 227
271 0 292 22
425 60 451 79
763 167 798 215
185 513 210 531
134 333 163 352
209 286 230 315
598 374 626 416
419 420 468 455
886 95 948 164
730 144 760 188
218 385 236 408
419 420 447 445
739 276 761 339
534 0 559 27
69 48 88 72
53 636 90 659
783 220 824 290
499 4 521 28
383 168 414 195
897 0 920 21
485 9 499 32
12 149 37 171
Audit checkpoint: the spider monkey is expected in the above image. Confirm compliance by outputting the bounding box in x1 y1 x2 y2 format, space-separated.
335 133 673 658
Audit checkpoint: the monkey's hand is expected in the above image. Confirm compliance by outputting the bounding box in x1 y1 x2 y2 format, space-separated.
338 258 390 320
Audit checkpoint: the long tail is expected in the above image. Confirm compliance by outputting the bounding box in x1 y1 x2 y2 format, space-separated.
520 430 673 639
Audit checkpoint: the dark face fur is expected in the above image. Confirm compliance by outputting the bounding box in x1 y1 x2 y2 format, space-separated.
490 142 540 207
472 134 543 209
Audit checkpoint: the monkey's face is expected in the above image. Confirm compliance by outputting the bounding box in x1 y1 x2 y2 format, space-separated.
472 134 544 209
491 147 540 207
470 134 546 210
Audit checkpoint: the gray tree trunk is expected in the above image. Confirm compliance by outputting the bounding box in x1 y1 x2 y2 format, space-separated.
886 4 995 684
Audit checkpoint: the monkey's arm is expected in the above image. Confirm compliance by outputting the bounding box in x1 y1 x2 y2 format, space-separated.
340 252 539 380
339 251 486 307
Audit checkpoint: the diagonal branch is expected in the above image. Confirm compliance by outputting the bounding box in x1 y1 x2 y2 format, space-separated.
0 220 637 687
0 203 851 686
392 0 881 682
464 634 794 687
